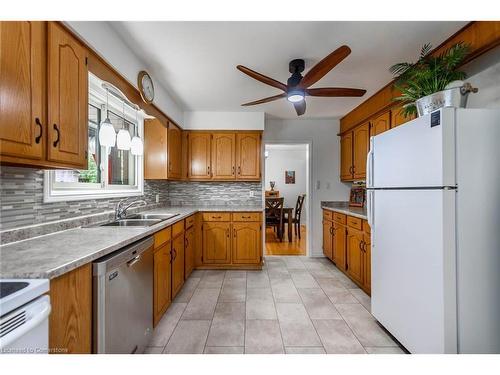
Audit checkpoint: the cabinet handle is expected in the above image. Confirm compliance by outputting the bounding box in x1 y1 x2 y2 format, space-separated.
212 216 222 219
233 228 236 238
238 166 241 175
169 161 172 171
169 249 173 263
53 124 60 147
329 227 333 235
35 118 43 144
226 228 229 238
207 165 210 175
172 248 177 260
241 216 251 219
185 238 188 248
232 166 235 175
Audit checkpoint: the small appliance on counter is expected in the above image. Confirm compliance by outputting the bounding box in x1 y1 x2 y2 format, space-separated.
0 279 51 354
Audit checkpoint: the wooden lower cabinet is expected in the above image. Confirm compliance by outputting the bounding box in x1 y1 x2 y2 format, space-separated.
333 221 347 271
184 226 195 279
153 241 172 327
202 222 232 264
322 219 333 260
322 209 371 294
346 227 365 286
171 232 185 298
49 264 92 354
232 222 262 265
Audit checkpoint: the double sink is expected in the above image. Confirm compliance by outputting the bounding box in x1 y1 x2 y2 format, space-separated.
99 213 179 227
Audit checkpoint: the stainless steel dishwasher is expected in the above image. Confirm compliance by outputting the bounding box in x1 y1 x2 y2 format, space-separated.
93 236 154 354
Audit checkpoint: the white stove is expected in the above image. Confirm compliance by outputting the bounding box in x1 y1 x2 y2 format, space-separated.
0 279 51 354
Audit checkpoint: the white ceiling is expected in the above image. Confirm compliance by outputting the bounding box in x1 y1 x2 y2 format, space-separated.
110 21 467 119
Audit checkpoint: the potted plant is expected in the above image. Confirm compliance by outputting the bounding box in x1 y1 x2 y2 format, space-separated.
390 42 477 117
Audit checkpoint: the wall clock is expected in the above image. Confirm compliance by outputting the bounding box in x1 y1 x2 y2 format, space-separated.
137 70 155 104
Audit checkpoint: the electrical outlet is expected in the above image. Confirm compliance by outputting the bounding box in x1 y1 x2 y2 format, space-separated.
249 191 254 197
155 194 160 203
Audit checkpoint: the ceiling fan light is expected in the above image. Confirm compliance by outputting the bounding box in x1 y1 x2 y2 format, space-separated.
287 89 305 103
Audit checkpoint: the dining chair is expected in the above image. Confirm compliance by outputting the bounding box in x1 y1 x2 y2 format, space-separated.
284 194 306 239
265 197 284 241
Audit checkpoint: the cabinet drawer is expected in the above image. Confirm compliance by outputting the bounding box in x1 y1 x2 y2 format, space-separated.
363 220 371 234
347 216 362 230
185 215 195 229
202 212 231 222
232 212 261 222
323 210 333 221
154 227 172 249
333 212 346 224
172 220 184 238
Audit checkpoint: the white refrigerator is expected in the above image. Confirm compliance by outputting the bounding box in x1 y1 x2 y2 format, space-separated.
366 108 500 354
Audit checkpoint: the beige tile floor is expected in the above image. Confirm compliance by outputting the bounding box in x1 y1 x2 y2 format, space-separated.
145 256 406 354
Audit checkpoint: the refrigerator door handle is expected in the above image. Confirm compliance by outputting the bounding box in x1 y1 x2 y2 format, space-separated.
367 190 374 228
366 137 374 188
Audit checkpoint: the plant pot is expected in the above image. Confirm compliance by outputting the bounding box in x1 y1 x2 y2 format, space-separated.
415 82 478 117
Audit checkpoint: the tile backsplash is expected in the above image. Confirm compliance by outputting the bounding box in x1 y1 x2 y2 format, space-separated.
0 166 262 232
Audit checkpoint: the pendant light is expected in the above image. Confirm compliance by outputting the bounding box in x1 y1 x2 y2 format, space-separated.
130 108 144 156
98 89 116 147
116 101 131 150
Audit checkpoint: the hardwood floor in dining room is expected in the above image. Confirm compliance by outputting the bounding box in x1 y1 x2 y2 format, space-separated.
265 225 306 256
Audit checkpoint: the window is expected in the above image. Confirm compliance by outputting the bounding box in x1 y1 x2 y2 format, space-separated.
44 73 144 202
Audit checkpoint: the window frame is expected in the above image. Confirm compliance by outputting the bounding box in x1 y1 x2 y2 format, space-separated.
43 74 145 203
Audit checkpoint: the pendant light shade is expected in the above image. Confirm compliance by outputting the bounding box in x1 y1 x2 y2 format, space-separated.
98 117 116 147
116 129 131 150
130 136 144 156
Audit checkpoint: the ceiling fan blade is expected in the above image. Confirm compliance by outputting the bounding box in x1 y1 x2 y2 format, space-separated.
293 100 306 116
241 93 286 106
237 65 287 92
306 87 366 97
299 45 351 88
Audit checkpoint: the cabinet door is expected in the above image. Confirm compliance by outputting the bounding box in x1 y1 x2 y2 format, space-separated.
363 232 371 294
188 132 211 180
202 222 231 264
212 133 236 180
232 222 262 265
171 233 185 298
391 106 416 128
49 264 92 353
371 111 391 136
184 226 195 279
168 123 182 179
154 242 171 326
47 22 88 168
353 122 369 180
144 118 168 179
236 132 261 180
340 132 353 181
322 220 333 260
333 222 347 271
346 228 364 285
0 21 44 161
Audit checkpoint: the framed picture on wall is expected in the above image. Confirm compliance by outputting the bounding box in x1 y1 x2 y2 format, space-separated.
349 186 366 207
285 171 295 184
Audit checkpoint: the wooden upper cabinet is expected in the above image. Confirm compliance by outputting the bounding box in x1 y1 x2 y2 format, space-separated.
188 132 211 180
391 106 416 128
232 222 261 265
0 21 45 161
212 133 236 180
340 132 353 181
47 22 88 168
371 111 391 136
346 228 364 286
167 123 182 179
236 132 261 180
353 122 369 180
144 118 168 179
202 222 231 264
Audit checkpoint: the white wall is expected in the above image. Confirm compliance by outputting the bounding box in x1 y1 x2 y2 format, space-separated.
264 118 350 257
183 111 265 130
464 45 500 108
66 21 184 125
265 146 308 224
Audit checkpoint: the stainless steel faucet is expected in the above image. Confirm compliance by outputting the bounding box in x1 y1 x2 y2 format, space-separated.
115 199 147 220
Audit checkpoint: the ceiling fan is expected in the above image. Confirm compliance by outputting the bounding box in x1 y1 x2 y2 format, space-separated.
237 45 366 116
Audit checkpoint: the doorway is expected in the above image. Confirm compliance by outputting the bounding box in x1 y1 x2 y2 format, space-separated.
264 143 310 256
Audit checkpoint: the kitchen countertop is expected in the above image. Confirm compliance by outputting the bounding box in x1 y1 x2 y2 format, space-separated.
321 201 368 220
0 205 263 280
